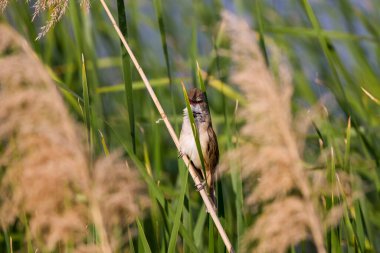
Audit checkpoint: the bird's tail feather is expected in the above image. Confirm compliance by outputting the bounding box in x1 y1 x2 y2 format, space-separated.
208 184 217 213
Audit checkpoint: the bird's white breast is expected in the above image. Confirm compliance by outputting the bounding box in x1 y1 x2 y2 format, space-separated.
179 109 209 169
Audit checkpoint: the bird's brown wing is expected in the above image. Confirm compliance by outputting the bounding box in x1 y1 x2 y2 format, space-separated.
205 126 219 175
204 125 219 209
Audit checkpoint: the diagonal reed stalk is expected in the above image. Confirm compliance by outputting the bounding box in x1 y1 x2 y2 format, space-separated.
98 0 234 252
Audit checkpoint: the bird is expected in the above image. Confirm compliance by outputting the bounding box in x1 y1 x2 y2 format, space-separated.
179 88 219 211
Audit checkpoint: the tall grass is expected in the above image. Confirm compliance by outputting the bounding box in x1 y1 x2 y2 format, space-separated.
1 0 380 252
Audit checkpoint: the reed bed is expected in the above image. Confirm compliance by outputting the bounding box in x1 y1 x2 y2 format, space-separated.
1 0 380 252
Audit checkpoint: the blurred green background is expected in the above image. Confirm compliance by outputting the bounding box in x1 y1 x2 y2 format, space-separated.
2 0 380 252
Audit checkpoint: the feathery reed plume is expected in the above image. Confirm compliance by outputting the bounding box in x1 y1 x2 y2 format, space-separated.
0 24 147 251
0 0 89 39
93 152 150 249
221 11 326 253
0 23 90 250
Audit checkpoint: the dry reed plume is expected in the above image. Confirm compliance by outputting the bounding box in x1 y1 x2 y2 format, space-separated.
221 11 327 253
93 152 150 249
0 24 148 251
0 0 88 39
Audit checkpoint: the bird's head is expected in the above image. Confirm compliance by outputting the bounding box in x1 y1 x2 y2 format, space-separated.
190 88 207 110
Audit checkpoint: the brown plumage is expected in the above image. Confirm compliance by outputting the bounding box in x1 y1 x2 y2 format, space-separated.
179 88 219 210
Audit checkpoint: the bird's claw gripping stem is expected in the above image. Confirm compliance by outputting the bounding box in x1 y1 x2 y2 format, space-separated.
195 181 206 192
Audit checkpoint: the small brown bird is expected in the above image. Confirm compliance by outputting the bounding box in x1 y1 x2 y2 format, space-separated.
179 88 219 211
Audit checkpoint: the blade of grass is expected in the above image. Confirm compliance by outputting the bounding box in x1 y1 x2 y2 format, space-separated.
254 0 269 65
98 130 110 156
191 15 198 87
46 66 84 115
267 26 376 42
357 198 375 251
343 117 351 170
336 174 360 250
197 62 206 92
208 216 215 253
193 205 207 248
353 202 365 252
361 87 380 106
20 213 33 253
231 99 245 246
153 0 179 137
230 170 244 251
136 218 152 253
89 201 112 253
116 0 136 153
182 196 192 253
128 227 136 253
326 147 336 251
152 114 163 178
3 230 10 253
168 168 189 253
71 0 103 139
141 126 165 250
9 236 12 253
142 137 153 177
96 76 247 105
177 223 199 253
153 0 172 88
96 77 176 93
152 1 181 212
81 54 94 166
330 227 341 252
